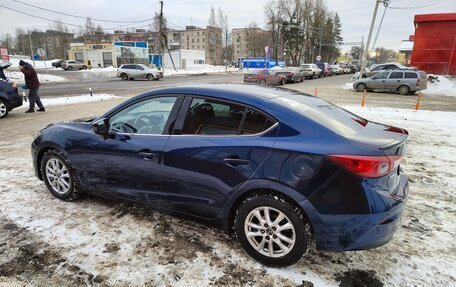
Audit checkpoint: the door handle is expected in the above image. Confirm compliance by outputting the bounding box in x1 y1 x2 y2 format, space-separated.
382 80 385 82
223 158 250 167
138 150 159 160
397 80 401 82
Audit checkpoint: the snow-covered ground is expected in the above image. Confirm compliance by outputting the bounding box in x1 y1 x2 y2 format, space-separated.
5 71 66 84
0 103 454 286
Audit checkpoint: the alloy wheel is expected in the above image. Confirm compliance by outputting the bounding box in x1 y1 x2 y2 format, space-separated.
244 206 296 258
0 101 7 117
45 158 71 194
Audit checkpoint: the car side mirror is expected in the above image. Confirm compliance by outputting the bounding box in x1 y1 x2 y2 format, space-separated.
92 118 109 135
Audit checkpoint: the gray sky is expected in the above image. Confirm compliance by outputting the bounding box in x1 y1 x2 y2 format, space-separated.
1 0 455 52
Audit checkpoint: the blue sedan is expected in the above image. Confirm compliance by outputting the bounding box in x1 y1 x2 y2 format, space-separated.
31 84 409 267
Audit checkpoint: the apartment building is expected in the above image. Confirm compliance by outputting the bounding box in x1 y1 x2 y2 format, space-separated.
232 27 272 59
167 25 223 65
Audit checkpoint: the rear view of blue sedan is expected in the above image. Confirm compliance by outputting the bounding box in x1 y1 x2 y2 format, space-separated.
32 84 409 267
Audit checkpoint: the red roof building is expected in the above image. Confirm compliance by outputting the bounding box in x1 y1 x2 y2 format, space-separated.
410 13 456 75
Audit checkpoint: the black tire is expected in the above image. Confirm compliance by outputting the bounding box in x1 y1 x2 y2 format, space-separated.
82 65 87 70
120 73 129 80
146 74 154 81
398 85 410 95
356 83 367 92
280 78 286 85
0 99 9 119
260 79 267 85
41 150 83 201
67 66 73 71
235 194 312 267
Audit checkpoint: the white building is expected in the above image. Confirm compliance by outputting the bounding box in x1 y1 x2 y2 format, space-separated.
164 49 206 69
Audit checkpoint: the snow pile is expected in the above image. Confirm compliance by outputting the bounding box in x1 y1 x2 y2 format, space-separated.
8 58 60 69
342 82 354 90
163 65 239 76
18 94 120 108
423 75 456 97
77 66 118 78
6 71 66 84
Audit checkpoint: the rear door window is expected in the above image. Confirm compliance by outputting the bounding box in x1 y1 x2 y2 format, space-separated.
182 98 244 135
389 72 404 79
241 109 275 134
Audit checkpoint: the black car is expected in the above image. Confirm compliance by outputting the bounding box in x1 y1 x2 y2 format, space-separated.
52 60 64 68
0 61 23 118
0 79 22 118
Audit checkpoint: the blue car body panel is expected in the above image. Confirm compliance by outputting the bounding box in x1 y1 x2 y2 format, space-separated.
0 80 22 111
31 84 409 252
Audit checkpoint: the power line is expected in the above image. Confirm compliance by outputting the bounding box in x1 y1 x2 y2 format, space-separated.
10 0 156 23
389 0 446 9
371 3 388 51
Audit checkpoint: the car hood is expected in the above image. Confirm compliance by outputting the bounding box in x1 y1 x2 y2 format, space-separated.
65 116 97 123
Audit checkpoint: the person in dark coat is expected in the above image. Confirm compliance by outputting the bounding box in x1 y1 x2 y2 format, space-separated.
19 60 45 113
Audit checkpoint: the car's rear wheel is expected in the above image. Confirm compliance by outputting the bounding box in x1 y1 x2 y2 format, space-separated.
235 194 312 267
120 73 129 80
0 99 9 119
82 65 87 70
67 66 73 71
280 78 286 85
41 150 82 200
356 83 367 92
398 85 410 95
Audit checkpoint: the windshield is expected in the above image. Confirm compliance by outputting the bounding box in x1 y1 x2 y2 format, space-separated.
300 65 310 68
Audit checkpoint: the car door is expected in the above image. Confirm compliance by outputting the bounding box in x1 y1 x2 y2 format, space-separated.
369 71 389 90
135 65 146 79
78 95 183 202
160 95 278 219
385 71 404 91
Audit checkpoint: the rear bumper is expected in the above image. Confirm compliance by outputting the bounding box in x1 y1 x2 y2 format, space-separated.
301 172 409 251
10 93 23 110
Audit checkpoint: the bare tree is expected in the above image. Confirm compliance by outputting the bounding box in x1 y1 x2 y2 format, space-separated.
208 5 218 27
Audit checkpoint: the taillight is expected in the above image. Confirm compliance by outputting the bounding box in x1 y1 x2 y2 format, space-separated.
12 82 17 88
327 155 402 178
416 78 420 86
287 72 293 76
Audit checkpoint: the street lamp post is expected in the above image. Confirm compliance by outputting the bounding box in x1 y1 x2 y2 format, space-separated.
283 40 289 67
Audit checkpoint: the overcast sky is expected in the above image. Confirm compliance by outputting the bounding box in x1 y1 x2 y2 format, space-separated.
1 0 455 52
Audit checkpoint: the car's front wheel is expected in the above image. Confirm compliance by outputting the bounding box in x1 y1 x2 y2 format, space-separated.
280 78 286 85
146 74 154 81
236 194 312 267
41 150 82 200
356 83 367 92
0 99 9 119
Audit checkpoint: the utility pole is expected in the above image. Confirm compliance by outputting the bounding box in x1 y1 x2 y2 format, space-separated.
225 29 228 72
158 0 163 71
360 35 364 61
28 33 35 67
318 25 323 58
359 0 381 79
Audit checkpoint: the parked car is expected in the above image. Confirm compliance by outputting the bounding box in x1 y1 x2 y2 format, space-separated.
347 65 357 74
0 61 22 119
61 60 87 71
339 63 352 74
322 62 332 77
243 69 286 85
274 67 303 83
360 63 415 78
330 64 343 75
52 60 64 68
299 64 322 79
353 70 427 95
117 64 163 81
32 84 409 267
0 79 23 119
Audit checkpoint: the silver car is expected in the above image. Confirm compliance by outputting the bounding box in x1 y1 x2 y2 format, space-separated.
353 70 427 95
117 64 163 81
61 60 87 71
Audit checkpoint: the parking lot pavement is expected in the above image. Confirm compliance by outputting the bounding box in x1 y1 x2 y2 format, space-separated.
1 85 455 286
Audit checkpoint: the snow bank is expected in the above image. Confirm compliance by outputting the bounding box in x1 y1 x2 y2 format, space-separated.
18 94 120 108
6 71 66 84
163 65 239 76
9 58 60 69
342 82 354 90
423 75 456 97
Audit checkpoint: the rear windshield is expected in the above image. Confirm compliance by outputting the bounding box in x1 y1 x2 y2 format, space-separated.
273 94 367 136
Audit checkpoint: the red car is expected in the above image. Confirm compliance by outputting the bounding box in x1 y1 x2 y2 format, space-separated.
243 69 286 86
